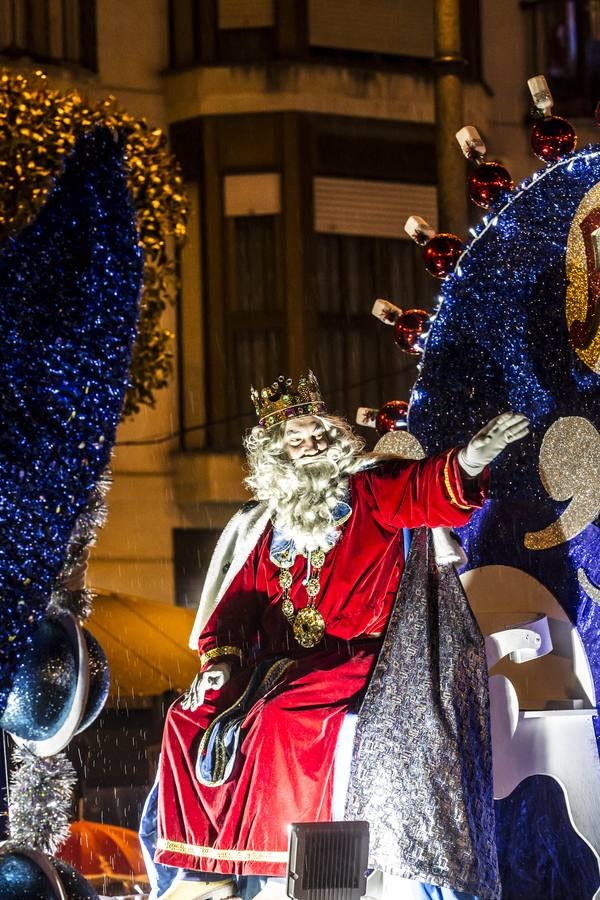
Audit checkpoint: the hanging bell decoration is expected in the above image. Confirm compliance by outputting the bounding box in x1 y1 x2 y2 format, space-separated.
371 299 430 355
405 216 463 279
528 75 577 163
456 125 514 209
356 400 409 436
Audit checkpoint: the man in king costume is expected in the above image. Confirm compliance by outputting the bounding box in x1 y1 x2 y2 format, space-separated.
144 372 529 900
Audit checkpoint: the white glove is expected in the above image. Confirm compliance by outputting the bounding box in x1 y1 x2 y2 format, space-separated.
432 527 468 569
180 662 232 712
458 412 530 476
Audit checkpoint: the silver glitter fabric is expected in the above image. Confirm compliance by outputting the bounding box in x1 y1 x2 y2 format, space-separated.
345 528 500 900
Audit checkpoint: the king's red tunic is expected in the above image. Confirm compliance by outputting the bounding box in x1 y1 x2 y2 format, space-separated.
155 452 486 876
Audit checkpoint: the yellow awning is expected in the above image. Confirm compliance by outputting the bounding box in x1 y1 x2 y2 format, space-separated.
86 589 199 698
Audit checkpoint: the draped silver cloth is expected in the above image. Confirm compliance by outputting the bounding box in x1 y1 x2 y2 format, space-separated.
345 528 501 900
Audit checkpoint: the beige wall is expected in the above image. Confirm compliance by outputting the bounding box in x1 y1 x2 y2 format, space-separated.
164 61 491 129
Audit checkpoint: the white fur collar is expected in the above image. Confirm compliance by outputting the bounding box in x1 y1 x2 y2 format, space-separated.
188 502 270 649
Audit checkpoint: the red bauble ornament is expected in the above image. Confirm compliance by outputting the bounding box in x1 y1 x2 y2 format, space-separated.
375 400 409 435
467 161 514 209
393 309 429 355
422 234 463 278
531 115 577 163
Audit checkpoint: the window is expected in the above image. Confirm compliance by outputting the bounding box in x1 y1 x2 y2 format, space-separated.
308 0 434 59
223 214 284 442
523 0 600 115
168 0 276 68
218 0 274 30
315 234 435 425
0 0 96 70
178 114 439 452
173 528 220 608
169 0 200 69
314 177 436 425
308 0 481 78
168 0 481 77
219 173 285 446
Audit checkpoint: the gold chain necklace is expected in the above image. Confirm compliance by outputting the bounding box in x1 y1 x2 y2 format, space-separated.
278 547 326 648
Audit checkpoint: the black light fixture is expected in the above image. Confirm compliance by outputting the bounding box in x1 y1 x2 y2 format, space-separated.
287 821 369 900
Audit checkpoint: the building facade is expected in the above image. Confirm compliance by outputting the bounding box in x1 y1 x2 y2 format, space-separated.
2 0 599 827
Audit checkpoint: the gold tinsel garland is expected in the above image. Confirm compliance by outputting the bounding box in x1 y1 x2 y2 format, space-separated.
0 68 188 418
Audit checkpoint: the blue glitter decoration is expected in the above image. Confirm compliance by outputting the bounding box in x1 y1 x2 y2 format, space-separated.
0 617 77 741
52 858 99 899
0 127 142 715
495 775 599 899
0 851 56 898
0 850 99 899
77 628 110 734
409 147 600 897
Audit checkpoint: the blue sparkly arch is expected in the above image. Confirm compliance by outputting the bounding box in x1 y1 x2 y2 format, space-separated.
409 147 600 898
0 127 142 713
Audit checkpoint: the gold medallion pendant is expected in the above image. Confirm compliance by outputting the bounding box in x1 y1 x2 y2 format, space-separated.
277 546 328 648
292 607 325 649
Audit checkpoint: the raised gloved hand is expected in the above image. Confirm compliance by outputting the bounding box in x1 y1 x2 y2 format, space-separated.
180 661 232 712
458 412 530 476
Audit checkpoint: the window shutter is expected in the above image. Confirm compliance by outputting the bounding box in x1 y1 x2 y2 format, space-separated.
308 0 434 58
224 173 281 217
218 0 275 30
314 177 438 239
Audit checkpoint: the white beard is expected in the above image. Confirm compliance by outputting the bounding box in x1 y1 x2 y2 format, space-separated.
244 415 366 554
269 453 350 553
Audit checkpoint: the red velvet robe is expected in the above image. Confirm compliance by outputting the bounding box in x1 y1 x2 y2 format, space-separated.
155 452 487 876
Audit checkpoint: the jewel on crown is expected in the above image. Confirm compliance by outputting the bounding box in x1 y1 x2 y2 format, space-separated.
250 371 327 428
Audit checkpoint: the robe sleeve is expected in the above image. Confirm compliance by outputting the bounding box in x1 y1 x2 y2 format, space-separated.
196 542 264 672
361 449 488 530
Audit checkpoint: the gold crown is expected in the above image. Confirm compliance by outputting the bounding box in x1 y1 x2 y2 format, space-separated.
250 371 326 428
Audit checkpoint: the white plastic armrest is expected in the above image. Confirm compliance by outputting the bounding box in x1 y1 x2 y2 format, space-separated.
485 615 552 669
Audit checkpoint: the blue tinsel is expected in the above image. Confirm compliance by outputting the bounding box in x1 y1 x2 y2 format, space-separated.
409 148 600 898
0 127 142 714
